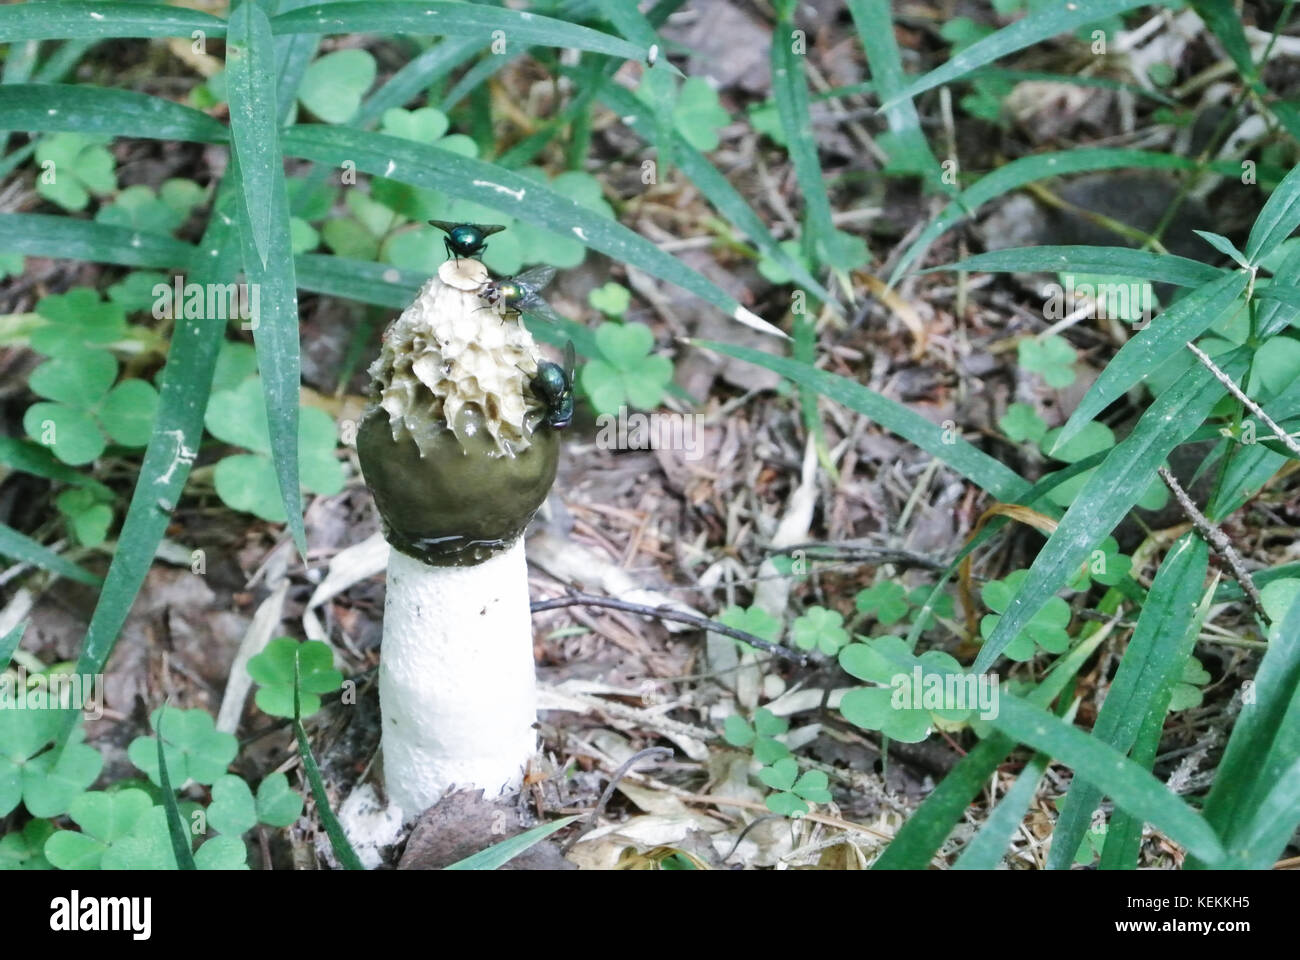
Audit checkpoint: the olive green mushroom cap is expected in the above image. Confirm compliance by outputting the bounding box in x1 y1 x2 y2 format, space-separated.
358 259 559 566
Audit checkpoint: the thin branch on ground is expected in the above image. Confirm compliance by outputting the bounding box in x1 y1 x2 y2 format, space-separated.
1157 466 1269 623
530 591 810 665
1186 340 1300 459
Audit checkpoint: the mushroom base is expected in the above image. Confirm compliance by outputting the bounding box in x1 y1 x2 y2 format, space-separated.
378 540 538 820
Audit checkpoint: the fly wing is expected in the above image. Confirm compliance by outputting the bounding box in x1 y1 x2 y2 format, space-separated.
513 264 558 294
518 298 566 326
427 219 458 234
473 222 508 237
562 340 576 380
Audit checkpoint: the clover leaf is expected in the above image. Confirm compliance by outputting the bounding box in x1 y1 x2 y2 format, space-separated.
204 378 345 522
579 322 673 415
34 133 116 211
791 606 849 655
107 271 170 313
855 581 909 626
759 759 831 817
95 179 202 236
0 707 102 818
588 282 631 318
297 49 376 124
0 818 54 870
43 788 153 869
1069 536 1132 590
247 637 342 719
93 805 248 870
55 487 115 547
717 604 782 656
256 772 305 827
1018 334 1077 388
1167 657 1211 712
999 402 1047 444
1041 421 1167 510
509 169 615 269
723 708 791 765
207 774 257 836
979 570 1071 661
31 288 127 356
127 707 237 787
24 345 160 465
838 639 971 742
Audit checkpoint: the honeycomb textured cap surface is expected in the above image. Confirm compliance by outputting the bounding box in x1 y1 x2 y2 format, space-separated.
368 258 542 456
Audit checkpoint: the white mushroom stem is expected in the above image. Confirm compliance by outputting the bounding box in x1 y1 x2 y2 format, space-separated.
379 541 537 819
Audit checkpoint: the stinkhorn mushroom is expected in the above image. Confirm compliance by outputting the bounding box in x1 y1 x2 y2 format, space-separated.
357 257 559 820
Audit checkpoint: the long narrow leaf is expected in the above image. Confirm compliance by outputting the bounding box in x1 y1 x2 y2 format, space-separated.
695 340 1029 501
928 246 1226 289
0 523 101 586
1047 534 1208 869
1245 160 1300 265
879 0 1151 109
155 707 198 870
990 693 1224 864
1050 270 1249 453
888 149 1205 286
0 2 227 42
0 621 26 670
973 351 1247 673
0 84 228 143
444 816 579 870
0 213 194 269
270 2 646 61
280 124 786 337
227 2 278 268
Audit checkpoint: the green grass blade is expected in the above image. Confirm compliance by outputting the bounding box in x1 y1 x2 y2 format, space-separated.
0 523 101 586
846 0 946 191
1197 590 1300 866
879 0 1151 109
58 184 243 750
1046 533 1208 869
990 693 1225 865
34 39 99 84
1190 0 1262 90
0 621 24 671
0 213 194 269
872 733 1014 869
1229 752 1300 870
293 652 363 870
280 124 786 337
593 79 836 305
972 350 1248 674
967 68 1176 105
1049 270 1249 454
270 2 646 61
770 6 839 267
951 750 1050 870
0 2 227 42
693 340 1029 501
354 36 481 128
444 815 579 870
0 84 228 143
155 706 198 870
873 625 1111 869
234 155 307 557
1245 160 1300 266
888 149 1205 286
927 246 1226 288
227 2 278 268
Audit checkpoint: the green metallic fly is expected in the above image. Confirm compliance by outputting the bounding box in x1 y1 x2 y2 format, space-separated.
428 220 506 261
530 340 575 430
479 265 565 326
